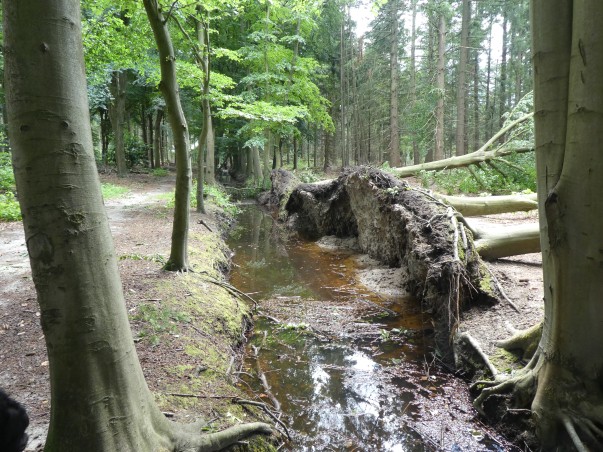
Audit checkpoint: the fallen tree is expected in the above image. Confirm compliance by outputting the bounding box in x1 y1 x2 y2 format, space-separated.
391 113 533 178
436 193 538 216
285 167 496 363
469 222 541 261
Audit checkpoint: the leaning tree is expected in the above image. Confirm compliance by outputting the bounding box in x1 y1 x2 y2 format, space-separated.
474 1 603 449
3 1 270 450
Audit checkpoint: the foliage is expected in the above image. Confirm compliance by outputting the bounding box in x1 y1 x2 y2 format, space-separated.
0 192 21 222
296 168 322 183
204 183 240 216
0 153 15 192
0 153 21 221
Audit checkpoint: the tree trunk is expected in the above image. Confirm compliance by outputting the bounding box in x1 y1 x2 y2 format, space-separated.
455 0 470 157
435 13 446 161
498 13 508 140
143 0 192 271
153 109 163 169
474 2 603 449
410 0 420 165
109 70 128 176
99 108 110 166
470 222 540 261
388 0 401 167
393 113 533 177
437 193 538 216
4 2 271 450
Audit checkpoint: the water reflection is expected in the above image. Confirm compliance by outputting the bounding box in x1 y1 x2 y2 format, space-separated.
229 205 427 450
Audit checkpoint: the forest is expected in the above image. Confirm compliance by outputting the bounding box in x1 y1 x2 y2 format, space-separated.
1 0 603 451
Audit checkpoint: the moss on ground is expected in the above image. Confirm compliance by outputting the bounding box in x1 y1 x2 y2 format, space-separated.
126 202 276 450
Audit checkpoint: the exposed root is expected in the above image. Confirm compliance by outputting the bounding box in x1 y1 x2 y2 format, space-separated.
234 398 292 441
176 421 273 451
472 350 541 416
495 321 542 360
485 266 520 312
563 415 589 452
456 331 498 378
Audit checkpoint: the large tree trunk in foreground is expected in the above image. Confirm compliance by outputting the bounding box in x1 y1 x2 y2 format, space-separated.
285 168 495 363
474 2 603 449
144 0 192 271
392 113 534 178
3 1 270 450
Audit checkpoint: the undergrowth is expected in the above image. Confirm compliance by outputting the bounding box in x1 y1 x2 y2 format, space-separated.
161 182 240 216
0 153 20 221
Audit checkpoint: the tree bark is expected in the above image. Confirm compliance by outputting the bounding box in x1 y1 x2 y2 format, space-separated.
153 109 163 169
4 2 171 449
410 0 420 165
434 12 446 161
143 0 192 271
388 0 401 167
471 222 540 261
474 1 603 449
109 70 128 176
4 3 273 449
455 0 470 157
437 193 538 216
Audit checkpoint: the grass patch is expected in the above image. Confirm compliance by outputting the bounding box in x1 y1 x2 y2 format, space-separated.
152 168 169 177
101 182 130 199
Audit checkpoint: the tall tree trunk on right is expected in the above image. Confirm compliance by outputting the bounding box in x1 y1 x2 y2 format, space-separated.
109 70 128 176
455 0 470 156
434 12 446 161
388 0 401 167
143 0 192 272
474 2 603 449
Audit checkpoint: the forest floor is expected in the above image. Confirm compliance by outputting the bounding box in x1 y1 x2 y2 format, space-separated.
0 172 273 451
0 172 544 450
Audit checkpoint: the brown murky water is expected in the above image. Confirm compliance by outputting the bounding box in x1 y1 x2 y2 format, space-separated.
228 205 508 451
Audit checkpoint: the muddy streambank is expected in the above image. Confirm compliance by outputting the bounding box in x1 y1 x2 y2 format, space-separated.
258 167 544 447
230 205 517 450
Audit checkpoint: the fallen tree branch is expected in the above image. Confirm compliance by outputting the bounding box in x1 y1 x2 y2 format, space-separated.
392 113 534 178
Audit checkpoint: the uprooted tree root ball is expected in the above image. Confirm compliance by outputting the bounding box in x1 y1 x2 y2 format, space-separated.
283 167 497 364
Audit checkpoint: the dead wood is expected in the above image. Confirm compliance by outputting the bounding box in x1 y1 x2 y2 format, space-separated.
284 167 495 364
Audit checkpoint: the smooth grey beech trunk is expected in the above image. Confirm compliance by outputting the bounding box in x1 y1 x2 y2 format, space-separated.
4 2 271 450
144 0 192 271
4 1 172 449
475 1 603 449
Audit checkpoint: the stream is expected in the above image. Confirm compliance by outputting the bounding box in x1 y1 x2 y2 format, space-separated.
227 205 509 451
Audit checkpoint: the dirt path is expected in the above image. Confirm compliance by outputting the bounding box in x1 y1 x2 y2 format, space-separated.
0 175 175 449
